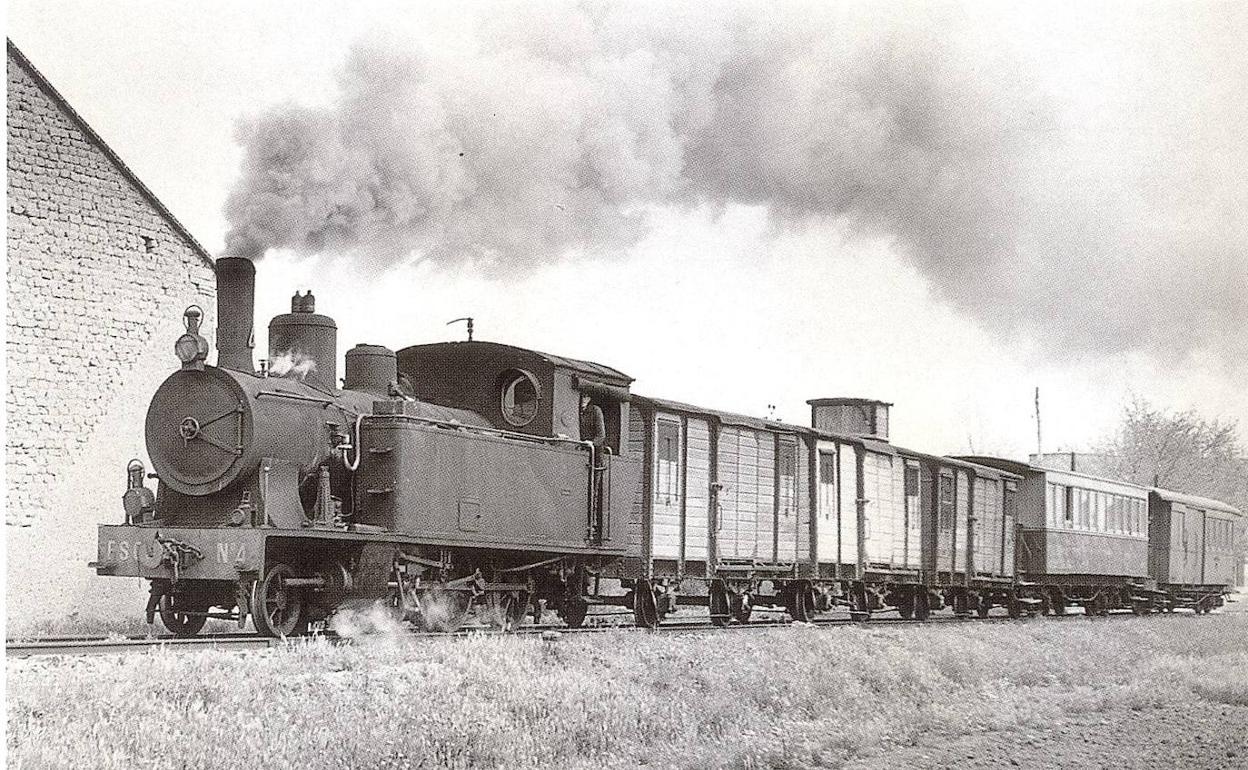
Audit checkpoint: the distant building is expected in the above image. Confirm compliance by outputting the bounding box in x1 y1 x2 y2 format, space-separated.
6 40 215 627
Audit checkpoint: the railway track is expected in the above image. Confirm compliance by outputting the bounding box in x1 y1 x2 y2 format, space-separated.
5 607 1179 658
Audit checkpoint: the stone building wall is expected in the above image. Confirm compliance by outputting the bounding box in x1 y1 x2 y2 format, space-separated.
6 41 216 629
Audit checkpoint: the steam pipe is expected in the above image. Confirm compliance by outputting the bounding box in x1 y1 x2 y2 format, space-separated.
214 257 256 372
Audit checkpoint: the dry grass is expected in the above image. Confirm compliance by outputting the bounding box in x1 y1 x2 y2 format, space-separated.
8 613 1248 769
5 613 235 642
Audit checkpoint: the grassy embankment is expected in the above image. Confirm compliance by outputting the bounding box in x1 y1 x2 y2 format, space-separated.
8 613 1248 769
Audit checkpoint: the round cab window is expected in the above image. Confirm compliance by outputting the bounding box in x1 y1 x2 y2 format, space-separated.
500 370 541 427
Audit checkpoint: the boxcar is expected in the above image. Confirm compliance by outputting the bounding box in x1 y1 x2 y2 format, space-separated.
1148 487 1243 612
623 395 817 623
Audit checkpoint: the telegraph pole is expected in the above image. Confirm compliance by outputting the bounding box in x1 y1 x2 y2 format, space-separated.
1034 386 1042 458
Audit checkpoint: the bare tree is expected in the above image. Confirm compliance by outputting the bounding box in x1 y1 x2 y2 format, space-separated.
1095 397 1248 584
1095 397 1248 511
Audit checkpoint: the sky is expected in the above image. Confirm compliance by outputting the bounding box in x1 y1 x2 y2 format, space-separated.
8 0 1247 458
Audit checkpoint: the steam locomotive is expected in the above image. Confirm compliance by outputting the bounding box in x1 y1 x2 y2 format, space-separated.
93 258 1243 636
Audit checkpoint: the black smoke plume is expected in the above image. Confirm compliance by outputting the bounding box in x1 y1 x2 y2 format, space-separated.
224 2 1248 364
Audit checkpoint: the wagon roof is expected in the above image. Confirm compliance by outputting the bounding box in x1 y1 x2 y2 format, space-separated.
954 456 1146 490
896 449 1023 479
635 394 1013 473
634 394 811 434
1150 487 1243 516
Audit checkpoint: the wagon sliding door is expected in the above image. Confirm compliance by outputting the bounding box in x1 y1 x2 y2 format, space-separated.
717 426 770 560
684 418 711 563
650 412 712 565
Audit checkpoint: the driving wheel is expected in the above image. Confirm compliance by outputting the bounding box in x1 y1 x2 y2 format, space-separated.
253 563 306 637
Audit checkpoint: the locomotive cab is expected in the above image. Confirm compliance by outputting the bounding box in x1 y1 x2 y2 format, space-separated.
397 341 634 454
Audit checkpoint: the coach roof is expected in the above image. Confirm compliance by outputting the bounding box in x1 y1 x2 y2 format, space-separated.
1150 487 1243 516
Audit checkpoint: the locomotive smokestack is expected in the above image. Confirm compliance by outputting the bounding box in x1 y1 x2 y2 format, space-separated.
214 257 256 372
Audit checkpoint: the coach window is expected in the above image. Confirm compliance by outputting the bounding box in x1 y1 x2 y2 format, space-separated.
1073 489 1088 530
499 369 541 427
1048 483 1069 529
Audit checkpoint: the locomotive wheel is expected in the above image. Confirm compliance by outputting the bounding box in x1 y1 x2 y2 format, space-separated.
633 580 660 629
490 592 528 633
557 597 589 629
417 588 472 633
159 594 208 637
253 563 307 638
709 582 731 627
731 593 753 624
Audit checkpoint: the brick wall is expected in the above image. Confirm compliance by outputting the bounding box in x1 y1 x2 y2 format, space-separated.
6 44 216 629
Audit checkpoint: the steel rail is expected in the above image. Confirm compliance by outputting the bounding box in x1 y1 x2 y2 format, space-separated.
5 607 1188 658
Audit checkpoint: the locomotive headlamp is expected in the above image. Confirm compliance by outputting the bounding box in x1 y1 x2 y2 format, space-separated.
175 305 210 370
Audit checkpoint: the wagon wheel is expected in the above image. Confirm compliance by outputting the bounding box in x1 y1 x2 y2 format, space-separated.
952 590 970 618
788 583 816 623
1006 593 1022 619
633 580 660 629
731 593 753 624
1050 594 1067 616
709 582 731 627
914 590 931 622
557 596 589 629
253 563 307 638
897 593 915 620
976 593 992 619
159 593 209 637
416 588 473 633
1093 594 1110 617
